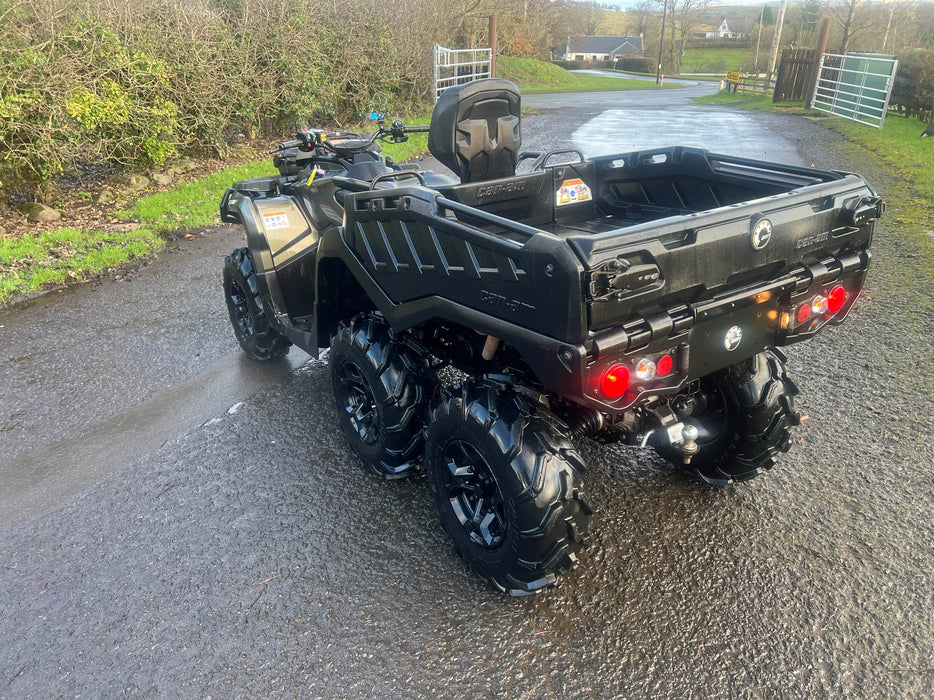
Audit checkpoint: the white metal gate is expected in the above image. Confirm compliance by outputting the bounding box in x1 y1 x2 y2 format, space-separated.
432 45 492 103
811 52 898 128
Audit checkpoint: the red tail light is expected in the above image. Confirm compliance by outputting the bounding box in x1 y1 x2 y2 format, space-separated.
656 354 673 377
797 303 812 324
601 364 630 399
827 285 846 314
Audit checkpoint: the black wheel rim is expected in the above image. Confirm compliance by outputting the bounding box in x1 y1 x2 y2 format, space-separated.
441 439 506 549
693 383 731 447
337 360 380 445
227 280 254 338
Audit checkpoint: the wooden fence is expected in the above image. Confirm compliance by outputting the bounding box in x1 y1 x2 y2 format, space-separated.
727 73 776 95
773 49 819 102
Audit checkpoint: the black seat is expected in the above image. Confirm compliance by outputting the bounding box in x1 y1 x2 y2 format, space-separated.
428 79 522 184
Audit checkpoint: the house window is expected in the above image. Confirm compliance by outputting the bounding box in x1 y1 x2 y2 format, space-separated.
575 55 583 61
604 55 610 60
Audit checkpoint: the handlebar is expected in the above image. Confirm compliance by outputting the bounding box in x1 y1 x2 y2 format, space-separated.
270 118 428 154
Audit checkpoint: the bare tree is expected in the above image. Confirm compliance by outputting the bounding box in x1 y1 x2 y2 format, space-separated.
822 0 884 54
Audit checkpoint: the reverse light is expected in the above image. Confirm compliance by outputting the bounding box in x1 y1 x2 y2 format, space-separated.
812 295 829 315
827 285 847 314
656 354 674 377
635 358 657 381
601 364 630 399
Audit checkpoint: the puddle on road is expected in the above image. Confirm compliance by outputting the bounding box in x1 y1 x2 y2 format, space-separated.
572 109 805 164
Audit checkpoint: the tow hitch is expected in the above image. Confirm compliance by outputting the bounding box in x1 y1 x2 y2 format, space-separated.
639 405 700 465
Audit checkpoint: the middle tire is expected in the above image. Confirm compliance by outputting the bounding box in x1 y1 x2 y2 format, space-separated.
426 379 593 596
330 314 435 479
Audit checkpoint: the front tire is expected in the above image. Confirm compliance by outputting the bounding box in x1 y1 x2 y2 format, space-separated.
329 314 435 479
655 350 800 485
426 379 593 596
223 248 290 361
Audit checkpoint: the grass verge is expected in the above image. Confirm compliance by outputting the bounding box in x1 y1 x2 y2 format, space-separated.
680 47 757 74
498 56 678 93
0 227 163 304
1 159 275 307
0 119 436 307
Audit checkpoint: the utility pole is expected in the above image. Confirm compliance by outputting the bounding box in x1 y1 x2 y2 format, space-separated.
805 18 832 109
656 0 668 85
488 14 497 78
754 6 764 75
767 0 789 80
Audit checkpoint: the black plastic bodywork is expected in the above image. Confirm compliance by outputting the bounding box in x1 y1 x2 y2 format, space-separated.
220 144 880 419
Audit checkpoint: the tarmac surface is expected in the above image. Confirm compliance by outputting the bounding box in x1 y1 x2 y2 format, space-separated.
1 83 932 697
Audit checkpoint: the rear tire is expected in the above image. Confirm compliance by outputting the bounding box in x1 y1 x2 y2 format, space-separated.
329 314 435 479
425 379 593 596
223 248 290 361
655 350 800 485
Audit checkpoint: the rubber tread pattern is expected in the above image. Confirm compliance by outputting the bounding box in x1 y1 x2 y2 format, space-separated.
223 248 291 360
330 314 435 479
659 350 799 485
426 379 592 596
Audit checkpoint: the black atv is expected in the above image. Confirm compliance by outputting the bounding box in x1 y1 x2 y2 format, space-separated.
221 79 882 595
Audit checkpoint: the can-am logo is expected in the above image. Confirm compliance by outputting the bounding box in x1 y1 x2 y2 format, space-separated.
751 219 772 250
724 325 743 351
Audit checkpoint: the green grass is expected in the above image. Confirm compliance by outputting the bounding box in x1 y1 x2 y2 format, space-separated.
679 47 758 74
693 91 777 107
0 227 163 303
828 115 934 201
120 160 274 232
0 121 440 306
379 114 431 162
497 56 677 93
0 159 278 306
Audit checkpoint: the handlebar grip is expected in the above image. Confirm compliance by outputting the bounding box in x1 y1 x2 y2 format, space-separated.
271 139 302 153
404 125 430 134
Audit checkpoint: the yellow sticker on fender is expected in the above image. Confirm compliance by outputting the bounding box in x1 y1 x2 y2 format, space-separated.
556 178 592 206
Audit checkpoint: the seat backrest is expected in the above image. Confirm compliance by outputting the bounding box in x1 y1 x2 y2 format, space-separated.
428 79 521 184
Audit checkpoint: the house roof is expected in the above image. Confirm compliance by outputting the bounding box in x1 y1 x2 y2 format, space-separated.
567 36 644 56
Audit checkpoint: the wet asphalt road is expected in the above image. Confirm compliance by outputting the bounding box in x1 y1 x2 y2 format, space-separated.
1 85 933 697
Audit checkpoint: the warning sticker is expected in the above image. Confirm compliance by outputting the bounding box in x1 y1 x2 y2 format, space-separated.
556 178 592 207
262 210 290 230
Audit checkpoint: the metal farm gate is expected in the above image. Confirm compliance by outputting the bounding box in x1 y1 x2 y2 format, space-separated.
812 52 899 128
433 45 492 103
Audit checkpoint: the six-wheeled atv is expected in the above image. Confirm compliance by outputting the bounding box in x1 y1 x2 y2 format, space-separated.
221 79 883 595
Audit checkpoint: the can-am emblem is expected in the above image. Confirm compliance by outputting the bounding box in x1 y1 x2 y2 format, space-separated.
724 325 743 351
751 218 772 250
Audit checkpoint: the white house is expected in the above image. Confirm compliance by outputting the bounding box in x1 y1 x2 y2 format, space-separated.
565 36 644 62
705 19 756 40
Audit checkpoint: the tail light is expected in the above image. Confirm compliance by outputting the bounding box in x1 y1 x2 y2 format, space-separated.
601 364 629 399
783 282 855 334
797 303 811 324
656 354 674 377
827 285 846 314
635 358 656 381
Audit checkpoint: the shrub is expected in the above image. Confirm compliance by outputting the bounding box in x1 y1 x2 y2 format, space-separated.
0 0 448 195
891 49 934 122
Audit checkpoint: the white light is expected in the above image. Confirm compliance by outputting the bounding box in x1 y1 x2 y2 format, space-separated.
635 358 656 381
812 295 829 315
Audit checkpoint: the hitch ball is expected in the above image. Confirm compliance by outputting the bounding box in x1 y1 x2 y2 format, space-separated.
680 424 700 464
